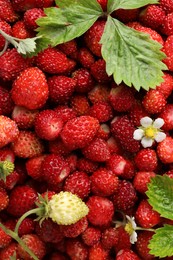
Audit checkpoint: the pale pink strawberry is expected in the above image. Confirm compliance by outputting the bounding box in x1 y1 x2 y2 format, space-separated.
157 136 173 163
81 226 101 246
134 148 158 171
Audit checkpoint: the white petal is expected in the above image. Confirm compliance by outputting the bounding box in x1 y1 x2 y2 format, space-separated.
133 129 144 140
141 137 154 148
154 132 166 142
140 116 153 127
153 118 165 128
130 231 138 244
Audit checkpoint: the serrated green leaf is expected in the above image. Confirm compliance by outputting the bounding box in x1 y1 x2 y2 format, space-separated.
100 16 167 91
148 225 173 258
23 37 51 58
107 0 159 13
146 175 173 220
36 0 103 46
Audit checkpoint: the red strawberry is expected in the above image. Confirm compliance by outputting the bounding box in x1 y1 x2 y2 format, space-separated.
18 217 35 237
97 0 107 11
81 226 101 246
72 68 95 93
84 20 106 57
0 115 19 149
54 105 77 124
48 138 72 156
0 242 18 259
129 101 149 127
12 20 34 39
142 89 166 114
66 238 88 260
90 59 110 83
116 249 141 260
60 115 100 150
161 12 173 35
135 231 155 259
76 157 98 174
24 8 45 30
113 8 139 23
163 35 173 71
17 234 46 260
0 48 34 81
139 5 166 30
156 72 173 98
159 104 173 131
0 20 12 51
70 94 90 116
0 147 15 163
7 185 37 217
60 217 88 238
58 39 77 56
157 136 173 163
0 187 9 211
78 47 95 69
26 154 46 181
88 83 110 104
114 226 131 254
106 136 123 155
96 123 110 140
0 224 12 248
0 86 14 116
11 67 49 110
0 0 18 22
86 195 114 226
34 109 64 141
42 154 71 185
88 101 113 123
11 0 44 12
90 167 119 196
49 251 68 260
101 227 119 250
111 115 140 153
134 171 156 193
112 180 137 211
88 242 109 260
109 84 136 112
36 47 71 74
135 199 161 228
134 148 158 171
160 0 173 14
48 75 76 104
11 130 44 158
63 171 90 199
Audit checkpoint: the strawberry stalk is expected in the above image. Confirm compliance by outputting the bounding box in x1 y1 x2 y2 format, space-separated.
0 222 39 260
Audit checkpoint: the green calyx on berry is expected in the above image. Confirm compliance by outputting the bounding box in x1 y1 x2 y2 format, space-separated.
0 161 15 182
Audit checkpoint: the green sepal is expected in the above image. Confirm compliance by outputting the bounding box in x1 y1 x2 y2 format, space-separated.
0 161 15 182
34 193 50 226
148 224 173 258
100 16 167 91
146 175 173 220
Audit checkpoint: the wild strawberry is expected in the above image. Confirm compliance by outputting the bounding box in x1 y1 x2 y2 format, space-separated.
72 68 95 93
76 157 99 174
111 115 140 153
0 48 34 81
0 147 15 163
0 86 14 116
0 20 12 51
11 67 49 110
90 167 119 196
36 47 71 74
48 138 71 156
12 20 34 39
88 101 113 123
159 104 173 131
17 234 46 260
134 148 158 171
135 199 161 228
49 251 68 260
113 8 139 23
48 75 76 104
90 59 110 83
78 47 95 69
116 249 141 260
97 0 107 11
42 154 71 186
161 12 173 35
0 187 9 211
0 170 20 190
142 89 166 114
129 101 149 127
11 130 44 158
0 115 19 149
82 137 111 162
86 195 114 226
157 136 173 163
156 72 173 98
88 242 109 260
101 227 119 250
58 39 77 56
160 0 173 14
26 154 46 181
60 115 100 150
88 83 110 104
54 105 77 123
107 136 123 154
84 20 106 57
35 218 64 243
109 84 136 112
0 224 12 248
70 94 90 116
11 0 44 12
139 5 166 30
163 35 173 71
63 171 90 199
12 105 38 129
82 226 101 246
114 226 131 254
17 217 35 237
96 123 110 140
135 231 155 259
0 242 18 259
66 238 88 260
112 180 137 211
0 0 18 23
7 185 37 217
60 216 88 238
106 154 135 179
24 8 45 30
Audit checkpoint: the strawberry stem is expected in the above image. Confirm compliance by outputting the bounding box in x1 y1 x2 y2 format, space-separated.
0 161 15 182
135 226 156 232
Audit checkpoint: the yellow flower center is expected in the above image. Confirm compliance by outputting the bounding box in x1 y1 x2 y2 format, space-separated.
144 127 157 139
125 222 133 236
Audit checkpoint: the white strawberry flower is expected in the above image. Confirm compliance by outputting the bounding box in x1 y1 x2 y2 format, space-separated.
125 215 137 244
133 116 166 148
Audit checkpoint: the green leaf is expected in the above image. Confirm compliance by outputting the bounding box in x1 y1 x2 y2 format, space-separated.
148 225 173 258
146 175 173 220
36 0 103 46
100 16 167 91
25 37 51 58
107 0 159 13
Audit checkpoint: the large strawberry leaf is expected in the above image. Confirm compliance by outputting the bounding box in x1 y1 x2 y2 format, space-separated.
100 16 167 91
148 225 173 258
146 175 173 220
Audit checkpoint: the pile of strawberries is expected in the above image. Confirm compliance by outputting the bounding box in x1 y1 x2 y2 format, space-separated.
0 0 173 259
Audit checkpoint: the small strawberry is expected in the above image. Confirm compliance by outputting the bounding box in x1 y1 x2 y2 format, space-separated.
54 105 77 124
48 138 71 156
161 12 173 35
159 104 173 131
101 227 119 250
135 231 155 259
48 75 76 104
72 68 95 93
97 0 108 11
60 216 88 238
7 185 37 217
88 101 113 123
12 0 44 12
129 101 149 127
134 148 158 171
96 123 110 140
90 59 110 83
113 8 139 23
163 35 173 71
70 94 90 116
17 217 35 237
11 67 49 110
114 226 131 254
76 157 98 174
160 0 173 14
11 20 34 39
0 86 14 116
157 136 173 163
84 20 106 57
142 89 166 114
90 167 119 196
82 226 101 246
156 72 173 98
0 0 18 23
88 242 109 260
116 249 141 260
0 187 9 211
60 115 100 150
86 195 114 226
66 238 88 260
0 224 12 248
0 148 15 163
12 130 44 158
0 115 19 149
26 154 46 181
0 242 18 259
17 234 46 260
0 20 12 51
88 83 110 104
106 136 123 155
78 47 95 69
63 171 90 199
24 8 45 30
58 39 77 56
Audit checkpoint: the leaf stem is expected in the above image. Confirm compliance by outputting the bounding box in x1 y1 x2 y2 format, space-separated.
135 226 156 232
